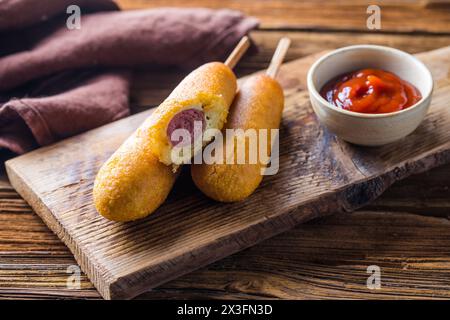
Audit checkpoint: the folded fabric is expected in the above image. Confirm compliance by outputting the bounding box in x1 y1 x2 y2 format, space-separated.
0 0 258 154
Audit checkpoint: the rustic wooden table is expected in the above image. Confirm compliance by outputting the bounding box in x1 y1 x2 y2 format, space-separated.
1 0 450 299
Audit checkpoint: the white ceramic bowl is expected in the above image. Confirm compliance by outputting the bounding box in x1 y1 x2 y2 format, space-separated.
307 45 433 146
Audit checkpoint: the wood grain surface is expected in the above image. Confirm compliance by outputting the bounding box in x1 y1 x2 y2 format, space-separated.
1 0 450 300
5 46 450 299
130 30 450 109
116 0 450 34
2 170 450 299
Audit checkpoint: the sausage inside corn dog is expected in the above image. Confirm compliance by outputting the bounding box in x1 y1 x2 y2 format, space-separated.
147 62 237 166
94 37 250 221
191 38 290 202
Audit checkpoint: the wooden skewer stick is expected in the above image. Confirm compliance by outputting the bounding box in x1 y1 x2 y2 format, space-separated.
266 37 291 79
224 36 251 69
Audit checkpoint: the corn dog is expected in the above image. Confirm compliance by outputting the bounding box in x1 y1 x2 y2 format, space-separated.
191 38 290 202
147 62 237 165
93 37 250 221
93 130 178 221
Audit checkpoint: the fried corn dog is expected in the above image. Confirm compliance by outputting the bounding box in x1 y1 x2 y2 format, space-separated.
191 38 290 202
94 37 250 221
147 62 237 166
93 130 178 222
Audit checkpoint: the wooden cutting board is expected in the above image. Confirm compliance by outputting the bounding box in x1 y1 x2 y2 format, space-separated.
5 46 450 300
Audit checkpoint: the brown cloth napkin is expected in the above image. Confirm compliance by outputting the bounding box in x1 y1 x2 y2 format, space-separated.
0 0 258 154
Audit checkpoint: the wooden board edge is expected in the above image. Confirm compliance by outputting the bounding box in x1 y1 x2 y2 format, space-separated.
107 179 382 299
7 132 450 300
4 160 113 299
107 146 450 299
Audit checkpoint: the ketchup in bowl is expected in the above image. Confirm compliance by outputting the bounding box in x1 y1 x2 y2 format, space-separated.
320 69 422 114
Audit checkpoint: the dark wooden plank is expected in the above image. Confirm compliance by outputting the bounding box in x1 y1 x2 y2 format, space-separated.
2 181 450 299
116 0 450 34
146 210 450 300
130 30 450 109
1 146 450 299
367 164 450 217
4 46 450 299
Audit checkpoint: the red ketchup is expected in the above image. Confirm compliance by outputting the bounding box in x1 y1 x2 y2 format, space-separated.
320 69 422 114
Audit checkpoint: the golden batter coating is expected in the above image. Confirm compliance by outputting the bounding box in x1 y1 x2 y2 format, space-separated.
93 129 178 222
147 62 237 165
93 62 237 221
191 74 284 202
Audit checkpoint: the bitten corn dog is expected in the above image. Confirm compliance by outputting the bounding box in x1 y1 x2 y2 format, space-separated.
147 62 237 165
191 38 290 202
93 37 250 221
